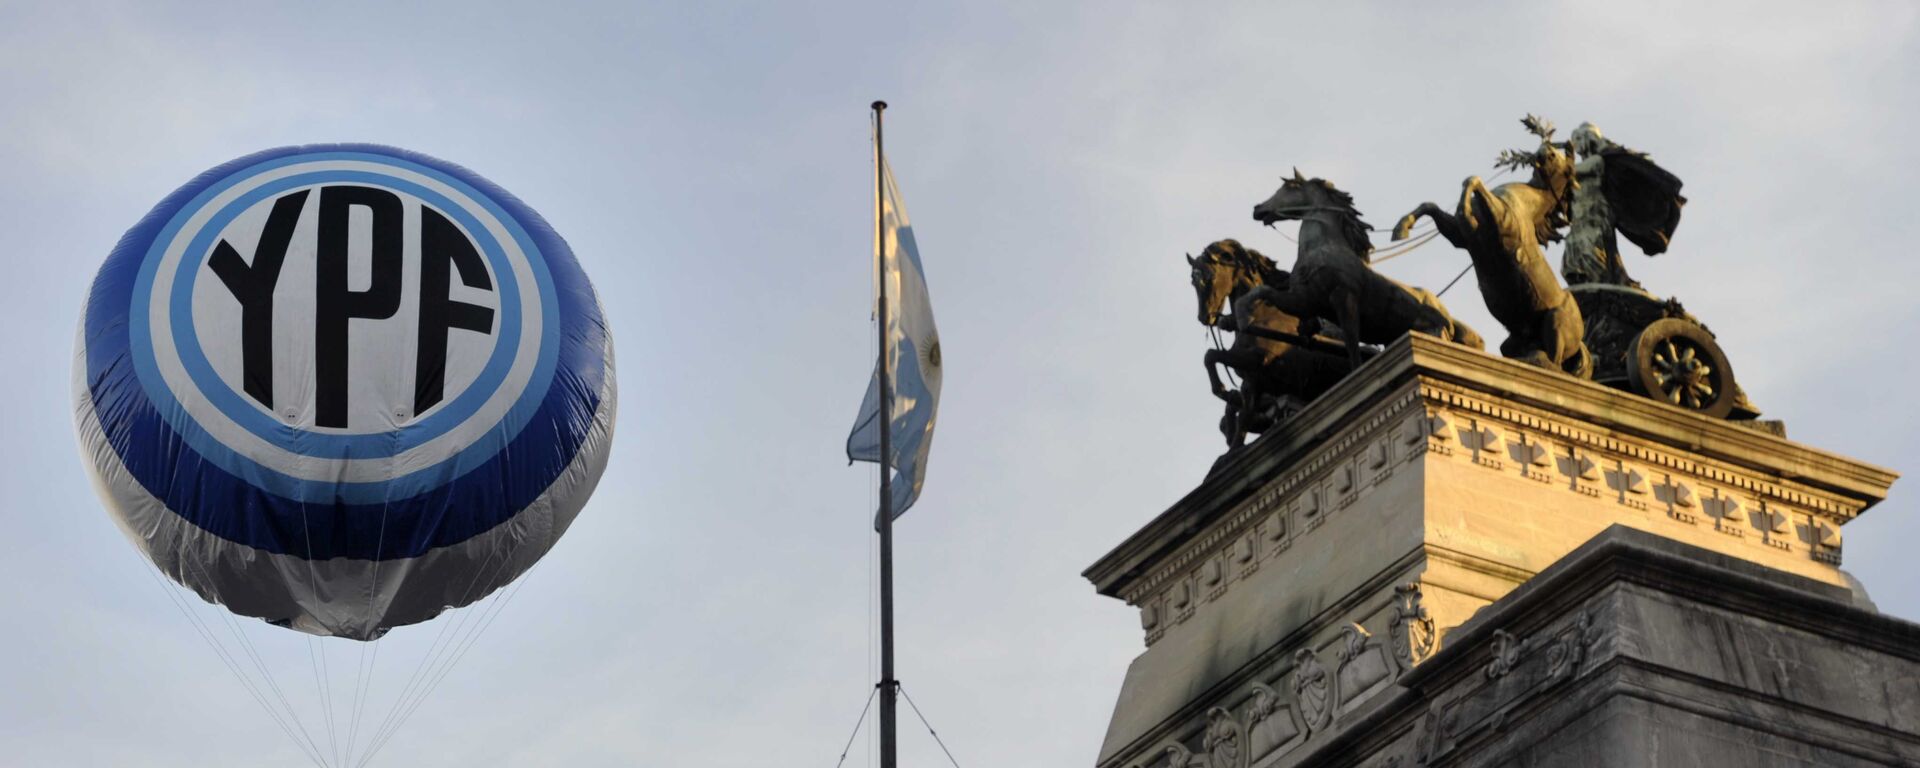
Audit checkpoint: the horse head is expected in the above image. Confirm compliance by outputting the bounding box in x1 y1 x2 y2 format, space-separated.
1253 171 1375 259
1190 239 1277 327
1498 115 1576 217
1190 242 1236 327
1251 168 1317 227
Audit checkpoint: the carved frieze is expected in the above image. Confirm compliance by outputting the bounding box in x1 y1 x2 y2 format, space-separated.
1605 460 1650 510
1802 516 1843 564
1160 742 1200 768
1389 583 1438 669
1460 421 1504 469
1752 500 1791 550
1202 707 1246 768
1703 490 1746 536
1555 447 1603 497
1412 702 1458 766
1246 682 1304 760
1231 534 1256 578
1654 474 1698 523
1485 629 1524 680
1335 624 1395 716
1294 648 1334 734
1424 609 1606 766
1120 379 1859 649
1508 433 1553 483
1544 610 1597 680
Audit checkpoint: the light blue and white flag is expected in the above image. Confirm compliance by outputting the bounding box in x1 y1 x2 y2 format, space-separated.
848 158 942 528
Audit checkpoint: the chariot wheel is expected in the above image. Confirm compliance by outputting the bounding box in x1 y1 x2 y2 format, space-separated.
1626 318 1736 418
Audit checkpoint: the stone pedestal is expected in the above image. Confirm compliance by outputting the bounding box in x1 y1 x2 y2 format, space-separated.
1085 335 1902 768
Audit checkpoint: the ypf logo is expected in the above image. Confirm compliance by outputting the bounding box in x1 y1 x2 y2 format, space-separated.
127 150 558 492
206 184 497 428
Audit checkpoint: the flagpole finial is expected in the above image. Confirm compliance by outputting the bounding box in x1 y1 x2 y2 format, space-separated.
872 100 888 111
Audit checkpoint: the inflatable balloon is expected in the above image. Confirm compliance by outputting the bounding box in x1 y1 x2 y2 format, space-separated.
73 145 615 640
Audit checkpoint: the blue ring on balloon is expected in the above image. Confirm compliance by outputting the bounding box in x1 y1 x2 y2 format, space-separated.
160 169 524 455
83 144 609 558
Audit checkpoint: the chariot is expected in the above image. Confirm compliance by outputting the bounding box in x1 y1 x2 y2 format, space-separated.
1569 284 1760 421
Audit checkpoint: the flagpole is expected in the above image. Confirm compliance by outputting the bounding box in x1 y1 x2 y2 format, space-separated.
871 99 899 768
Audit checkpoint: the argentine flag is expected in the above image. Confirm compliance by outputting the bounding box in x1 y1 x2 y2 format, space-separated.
848 158 942 527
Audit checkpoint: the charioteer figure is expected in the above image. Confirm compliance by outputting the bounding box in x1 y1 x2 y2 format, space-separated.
1554 121 1768 423
1560 121 1686 288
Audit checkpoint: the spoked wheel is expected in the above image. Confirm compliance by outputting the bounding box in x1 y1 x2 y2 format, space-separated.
1626 318 1736 418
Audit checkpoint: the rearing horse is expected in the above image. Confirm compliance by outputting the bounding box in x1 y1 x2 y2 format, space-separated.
1249 171 1484 367
1391 115 1592 377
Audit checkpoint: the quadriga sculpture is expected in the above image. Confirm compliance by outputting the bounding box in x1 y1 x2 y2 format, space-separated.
1391 115 1592 377
1248 171 1483 369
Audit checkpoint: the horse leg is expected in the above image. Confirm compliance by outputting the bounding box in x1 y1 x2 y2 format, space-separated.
1207 347 1262 447
1338 289 1363 369
1542 296 1594 378
1461 176 1503 233
1499 330 1548 367
1564 343 1594 379
1449 316 1486 350
1204 349 1232 400
1459 177 1483 230
1396 203 1470 248
1422 299 1480 349
1425 208 1473 249
1394 202 1440 241
1376 278 1453 348
1218 390 1244 448
1230 382 1258 447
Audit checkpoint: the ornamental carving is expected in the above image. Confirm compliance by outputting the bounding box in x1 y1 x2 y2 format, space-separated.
1545 610 1598 680
1413 702 1459 766
1245 682 1303 759
1202 706 1247 768
1293 648 1334 733
1389 583 1437 669
1161 742 1200 768
1704 491 1746 534
1486 629 1525 680
1335 623 1393 714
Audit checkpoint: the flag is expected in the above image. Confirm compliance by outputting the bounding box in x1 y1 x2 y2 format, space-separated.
848 157 942 528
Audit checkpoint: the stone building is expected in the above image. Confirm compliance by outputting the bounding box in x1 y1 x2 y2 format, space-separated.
1085 335 1911 767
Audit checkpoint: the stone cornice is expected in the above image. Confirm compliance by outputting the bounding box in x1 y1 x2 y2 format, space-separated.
1405 525 1920 690
1084 335 1899 601
1404 334 1898 507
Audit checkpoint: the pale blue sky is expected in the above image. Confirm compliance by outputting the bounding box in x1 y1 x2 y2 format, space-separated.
4 2 1918 766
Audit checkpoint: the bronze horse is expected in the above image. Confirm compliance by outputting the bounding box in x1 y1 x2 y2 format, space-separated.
1249 172 1484 368
1391 115 1592 377
1190 239 1351 448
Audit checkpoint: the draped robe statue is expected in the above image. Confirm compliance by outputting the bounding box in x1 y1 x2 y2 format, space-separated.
1560 122 1687 287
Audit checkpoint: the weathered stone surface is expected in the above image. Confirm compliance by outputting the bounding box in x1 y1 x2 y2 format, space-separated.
1085 336 1898 768
1382 526 1920 767
1100 526 1920 768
